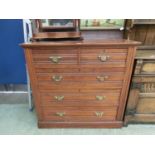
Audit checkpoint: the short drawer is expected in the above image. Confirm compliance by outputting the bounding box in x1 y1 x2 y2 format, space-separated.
40 91 121 106
42 106 118 122
80 48 127 64
37 72 125 83
32 49 78 64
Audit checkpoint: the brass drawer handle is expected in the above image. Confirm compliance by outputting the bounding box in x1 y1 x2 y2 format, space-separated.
54 95 64 101
98 54 110 62
52 75 63 82
49 56 62 63
96 75 109 82
95 111 104 117
56 112 65 117
96 95 106 101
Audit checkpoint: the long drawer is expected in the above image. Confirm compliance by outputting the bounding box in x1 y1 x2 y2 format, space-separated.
42 106 118 122
35 67 126 73
37 72 124 83
40 91 121 106
34 64 126 74
38 82 123 92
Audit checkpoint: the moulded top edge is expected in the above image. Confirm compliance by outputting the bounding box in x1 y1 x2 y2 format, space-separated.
20 39 141 48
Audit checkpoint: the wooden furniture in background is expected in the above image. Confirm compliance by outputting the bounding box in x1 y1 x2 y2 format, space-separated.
21 40 139 128
125 50 155 124
124 19 155 49
124 19 155 124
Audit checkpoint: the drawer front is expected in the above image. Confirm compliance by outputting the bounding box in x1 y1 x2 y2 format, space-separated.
34 64 126 73
37 73 125 83
40 91 121 106
80 49 127 64
38 82 122 92
32 49 78 64
35 66 126 73
42 106 118 121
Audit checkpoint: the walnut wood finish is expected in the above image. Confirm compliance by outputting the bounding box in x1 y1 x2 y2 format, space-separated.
40 91 121 106
37 73 124 82
21 40 139 128
42 106 118 122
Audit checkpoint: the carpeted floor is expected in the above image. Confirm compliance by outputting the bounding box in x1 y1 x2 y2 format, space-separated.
0 103 155 135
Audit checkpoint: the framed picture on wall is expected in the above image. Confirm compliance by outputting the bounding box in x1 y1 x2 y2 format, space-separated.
80 19 125 30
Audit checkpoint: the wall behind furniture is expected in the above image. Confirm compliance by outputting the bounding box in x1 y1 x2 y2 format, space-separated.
0 19 26 84
82 30 123 40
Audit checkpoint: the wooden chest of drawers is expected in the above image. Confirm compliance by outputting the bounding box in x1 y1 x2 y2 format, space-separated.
21 40 139 128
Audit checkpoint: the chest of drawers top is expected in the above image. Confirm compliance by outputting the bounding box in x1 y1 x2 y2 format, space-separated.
21 39 140 48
